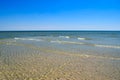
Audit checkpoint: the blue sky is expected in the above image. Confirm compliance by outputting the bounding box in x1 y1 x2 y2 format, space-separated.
0 0 120 30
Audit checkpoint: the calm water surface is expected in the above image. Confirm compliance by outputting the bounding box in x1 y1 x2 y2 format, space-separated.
0 31 120 80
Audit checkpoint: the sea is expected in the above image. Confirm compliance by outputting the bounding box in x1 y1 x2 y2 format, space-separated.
0 31 120 80
0 31 120 58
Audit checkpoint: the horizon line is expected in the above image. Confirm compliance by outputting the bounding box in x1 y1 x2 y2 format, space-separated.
0 30 120 32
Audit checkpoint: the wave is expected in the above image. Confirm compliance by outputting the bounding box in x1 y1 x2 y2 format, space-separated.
51 40 120 49
1 40 120 61
77 37 86 40
94 44 120 49
59 36 70 39
15 37 120 49
77 37 92 40
51 40 84 44
14 37 42 41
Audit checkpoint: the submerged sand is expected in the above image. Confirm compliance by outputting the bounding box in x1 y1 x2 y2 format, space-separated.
0 41 120 80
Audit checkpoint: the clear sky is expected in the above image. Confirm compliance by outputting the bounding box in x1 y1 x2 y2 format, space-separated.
0 0 120 30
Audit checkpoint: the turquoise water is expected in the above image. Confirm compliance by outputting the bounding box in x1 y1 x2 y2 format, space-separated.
0 31 120 59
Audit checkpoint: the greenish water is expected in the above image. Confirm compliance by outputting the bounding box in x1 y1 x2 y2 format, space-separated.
0 31 120 80
1 31 120 58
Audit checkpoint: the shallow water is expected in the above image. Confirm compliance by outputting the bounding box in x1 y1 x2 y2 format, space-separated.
0 31 120 80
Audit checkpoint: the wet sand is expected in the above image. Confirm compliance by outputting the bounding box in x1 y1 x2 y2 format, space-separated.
0 41 120 80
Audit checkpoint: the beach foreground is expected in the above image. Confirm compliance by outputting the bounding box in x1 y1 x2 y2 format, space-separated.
0 31 120 80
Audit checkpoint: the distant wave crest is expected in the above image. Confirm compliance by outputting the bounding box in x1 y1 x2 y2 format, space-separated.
59 36 70 39
77 37 86 40
14 37 42 41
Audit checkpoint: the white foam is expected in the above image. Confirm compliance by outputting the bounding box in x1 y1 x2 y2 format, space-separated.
14 37 42 41
59 36 70 39
51 40 120 49
78 37 86 40
50 40 61 43
14 38 26 40
94 44 120 49
51 40 84 45
14 38 20 40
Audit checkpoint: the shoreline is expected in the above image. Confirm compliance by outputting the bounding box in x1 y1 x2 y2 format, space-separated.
0 42 120 80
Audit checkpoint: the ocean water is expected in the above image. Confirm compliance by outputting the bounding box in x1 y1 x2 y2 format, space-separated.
0 31 120 58
0 31 120 80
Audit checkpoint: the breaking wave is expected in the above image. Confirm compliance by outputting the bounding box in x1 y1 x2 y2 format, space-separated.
94 44 120 49
59 36 70 39
14 37 42 41
51 40 84 44
50 40 120 49
77 37 86 40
